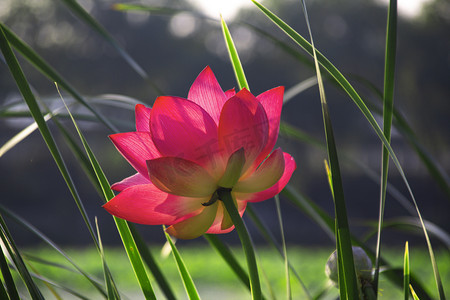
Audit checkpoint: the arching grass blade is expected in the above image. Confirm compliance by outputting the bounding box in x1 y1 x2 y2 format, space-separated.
164 232 200 300
374 0 398 293
299 0 358 297
221 16 249 91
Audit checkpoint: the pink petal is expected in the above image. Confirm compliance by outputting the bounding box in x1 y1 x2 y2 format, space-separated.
187 66 228 125
218 88 269 175
150 96 219 168
233 148 285 193
111 173 151 192
110 132 161 178
224 88 236 99
257 87 284 156
206 199 247 234
147 157 218 197
235 152 296 203
135 104 152 132
166 204 218 239
103 183 207 225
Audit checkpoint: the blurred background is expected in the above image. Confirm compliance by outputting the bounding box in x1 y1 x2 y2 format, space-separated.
1 0 449 249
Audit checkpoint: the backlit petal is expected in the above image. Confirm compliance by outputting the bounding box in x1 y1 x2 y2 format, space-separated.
206 199 246 234
188 66 228 125
135 104 152 132
218 89 269 174
111 173 151 192
166 204 218 239
110 132 161 178
224 88 236 99
256 87 284 158
147 157 217 197
103 183 207 225
235 152 296 203
233 148 285 193
150 96 219 167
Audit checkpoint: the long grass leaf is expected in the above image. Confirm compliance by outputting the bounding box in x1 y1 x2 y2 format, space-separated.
411 284 421 300
0 23 117 132
0 24 100 251
275 196 291 300
0 239 19 300
221 17 249 91
26 261 63 300
374 0 398 293
59 0 162 95
57 89 157 300
164 232 200 300
0 112 52 157
128 225 177 300
0 215 43 299
251 2 445 297
363 217 450 250
25 272 92 300
404 242 410 300
95 218 120 300
299 1 358 297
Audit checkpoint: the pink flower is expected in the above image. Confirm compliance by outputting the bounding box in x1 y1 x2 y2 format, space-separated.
103 66 296 239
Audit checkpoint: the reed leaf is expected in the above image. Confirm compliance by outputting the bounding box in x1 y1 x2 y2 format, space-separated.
404 242 410 300
374 0 398 293
164 232 200 300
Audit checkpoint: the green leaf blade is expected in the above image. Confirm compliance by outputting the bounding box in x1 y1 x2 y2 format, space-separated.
165 232 200 300
221 17 249 91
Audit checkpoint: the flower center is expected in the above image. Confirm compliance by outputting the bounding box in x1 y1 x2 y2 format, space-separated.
201 187 232 206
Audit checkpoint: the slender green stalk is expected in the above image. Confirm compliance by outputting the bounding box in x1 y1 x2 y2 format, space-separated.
164 232 199 300
218 190 261 300
374 0 397 295
275 196 291 300
404 242 411 300
299 1 359 298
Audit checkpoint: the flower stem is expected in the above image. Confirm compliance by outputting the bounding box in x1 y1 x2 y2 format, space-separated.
218 189 261 300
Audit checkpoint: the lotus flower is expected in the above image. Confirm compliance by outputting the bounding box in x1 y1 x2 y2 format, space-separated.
104 66 296 239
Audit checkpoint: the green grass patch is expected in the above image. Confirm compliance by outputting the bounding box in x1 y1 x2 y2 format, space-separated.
18 245 449 299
